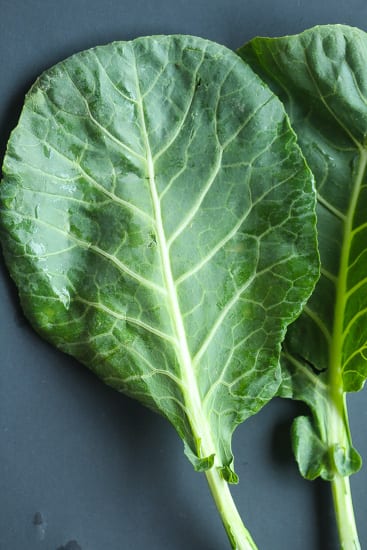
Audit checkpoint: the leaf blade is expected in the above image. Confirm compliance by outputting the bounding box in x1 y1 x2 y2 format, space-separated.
239 24 367 479
0 35 318 479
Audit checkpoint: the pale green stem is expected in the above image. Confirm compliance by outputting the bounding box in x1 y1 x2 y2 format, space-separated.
326 381 360 550
331 474 360 550
205 467 258 550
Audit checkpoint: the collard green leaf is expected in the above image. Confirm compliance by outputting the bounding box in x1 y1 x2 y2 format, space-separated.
0 35 317 481
239 24 367 480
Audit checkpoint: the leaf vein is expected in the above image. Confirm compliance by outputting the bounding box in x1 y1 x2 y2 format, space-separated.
75 297 176 344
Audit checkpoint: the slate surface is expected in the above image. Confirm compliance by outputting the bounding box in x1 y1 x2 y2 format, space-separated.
1 1 367 549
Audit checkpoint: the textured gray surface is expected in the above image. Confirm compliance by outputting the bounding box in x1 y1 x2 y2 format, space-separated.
0 1 367 549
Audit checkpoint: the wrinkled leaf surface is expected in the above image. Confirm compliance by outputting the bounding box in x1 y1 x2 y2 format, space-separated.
239 24 367 480
0 35 317 479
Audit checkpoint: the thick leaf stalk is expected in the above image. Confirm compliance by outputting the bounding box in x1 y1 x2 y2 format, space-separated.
327 384 360 550
205 467 257 550
331 473 360 550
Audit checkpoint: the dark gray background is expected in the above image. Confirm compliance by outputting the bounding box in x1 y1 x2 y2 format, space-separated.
1 1 367 549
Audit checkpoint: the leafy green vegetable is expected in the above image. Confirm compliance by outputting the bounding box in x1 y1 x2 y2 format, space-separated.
239 23 367 549
0 35 318 549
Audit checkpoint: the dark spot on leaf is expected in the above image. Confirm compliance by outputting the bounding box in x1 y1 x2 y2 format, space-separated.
148 231 157 248
300 355 327 376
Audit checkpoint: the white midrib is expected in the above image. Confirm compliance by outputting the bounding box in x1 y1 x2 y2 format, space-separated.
135 87 217 464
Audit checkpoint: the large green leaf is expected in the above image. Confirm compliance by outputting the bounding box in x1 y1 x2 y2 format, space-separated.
0 35 317 482
239 24 367 481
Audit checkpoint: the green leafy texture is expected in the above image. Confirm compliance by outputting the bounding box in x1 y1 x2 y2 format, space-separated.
0 35 317 481
239 24 367 482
